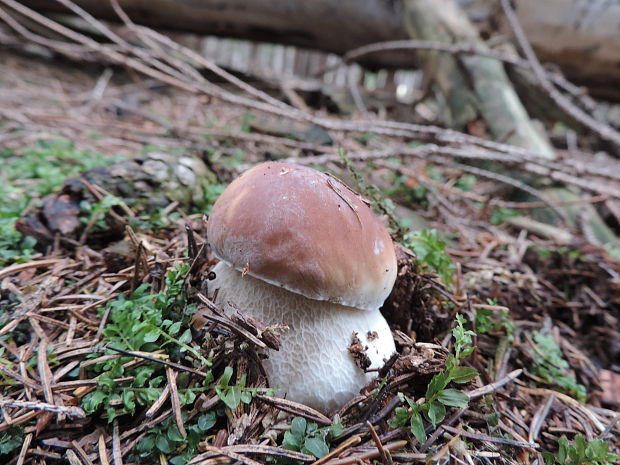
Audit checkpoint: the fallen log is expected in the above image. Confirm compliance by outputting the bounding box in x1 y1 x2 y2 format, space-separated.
16 0 620 92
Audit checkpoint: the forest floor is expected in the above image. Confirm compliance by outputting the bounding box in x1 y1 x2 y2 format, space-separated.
0 33 619 465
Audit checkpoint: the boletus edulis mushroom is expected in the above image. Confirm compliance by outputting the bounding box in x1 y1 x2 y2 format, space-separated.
206 162 396 413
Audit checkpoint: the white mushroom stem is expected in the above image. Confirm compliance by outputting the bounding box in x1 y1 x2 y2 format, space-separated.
209 261 396 413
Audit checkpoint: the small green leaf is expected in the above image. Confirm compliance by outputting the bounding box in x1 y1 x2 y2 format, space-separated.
541 451 555 465
389 407 410 428
290 417 307 438
197 413 216 431
573 434 586 459
410 411 426 443
168 321 182 335
143 329 160 343
218 387 242 409
169 456 186 465
403 394 418 410
444 354 457 371
178 389 196 405
437 389 470 408
557 436 569 464
122 390 136 414
305 422 318 435
168 426 185 442
240 390 253 404
327 420 344 439
0 426 24 455
449 366 478 384
425 372 449 401
137 434 156 454
283 431 302 450
426 401 446 427
156 435 173 454
82 390 107 414
220 366 233 387
460 346 475 358
303 438 329 458
586 438 616 461
179 328 192 344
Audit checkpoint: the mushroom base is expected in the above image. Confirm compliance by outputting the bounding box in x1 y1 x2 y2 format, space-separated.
208 261 396 413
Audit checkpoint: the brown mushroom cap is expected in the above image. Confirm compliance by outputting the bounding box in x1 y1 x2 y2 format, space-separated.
207 162 397 310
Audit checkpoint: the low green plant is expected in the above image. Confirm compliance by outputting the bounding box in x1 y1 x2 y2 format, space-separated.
282 416 344 459
475 300 516 339
535 246 584 261
542 435 618 465
456 174 477 192
215 365 274 409
381 171 428 206
202 183 226 215
81 260 273 465
489 207 519 225
81 263 208 421
79 194 124 231
134 412 217 465
101 264 201 360
529 332 587 402
0 139 114 265
239 111 256 133
390 315 478 442
403 229 454 284
0 427 23 456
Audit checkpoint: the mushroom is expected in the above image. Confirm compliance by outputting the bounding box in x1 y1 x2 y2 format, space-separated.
206 162 397 413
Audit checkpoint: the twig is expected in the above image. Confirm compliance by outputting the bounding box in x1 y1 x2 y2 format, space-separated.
529 394 555 443
420 408 466 453
309 435 363 465
190 445 315 464
322 441 408 465
98 433 110 465
366 421 392 465
195 294 268 349
0 258 64 280
16 432 32 465
166 367 187 439
104 345 210 377
466 369 522 399
202 446 264 465
0 398 86 418
255 395 332 425
71 441 96 465
441 425 538 449
0 0 593 165
145 385 170 419
66 449 84 465
112 420 123 465
37 338 54 404
320 39 602 115
519 387 606 433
